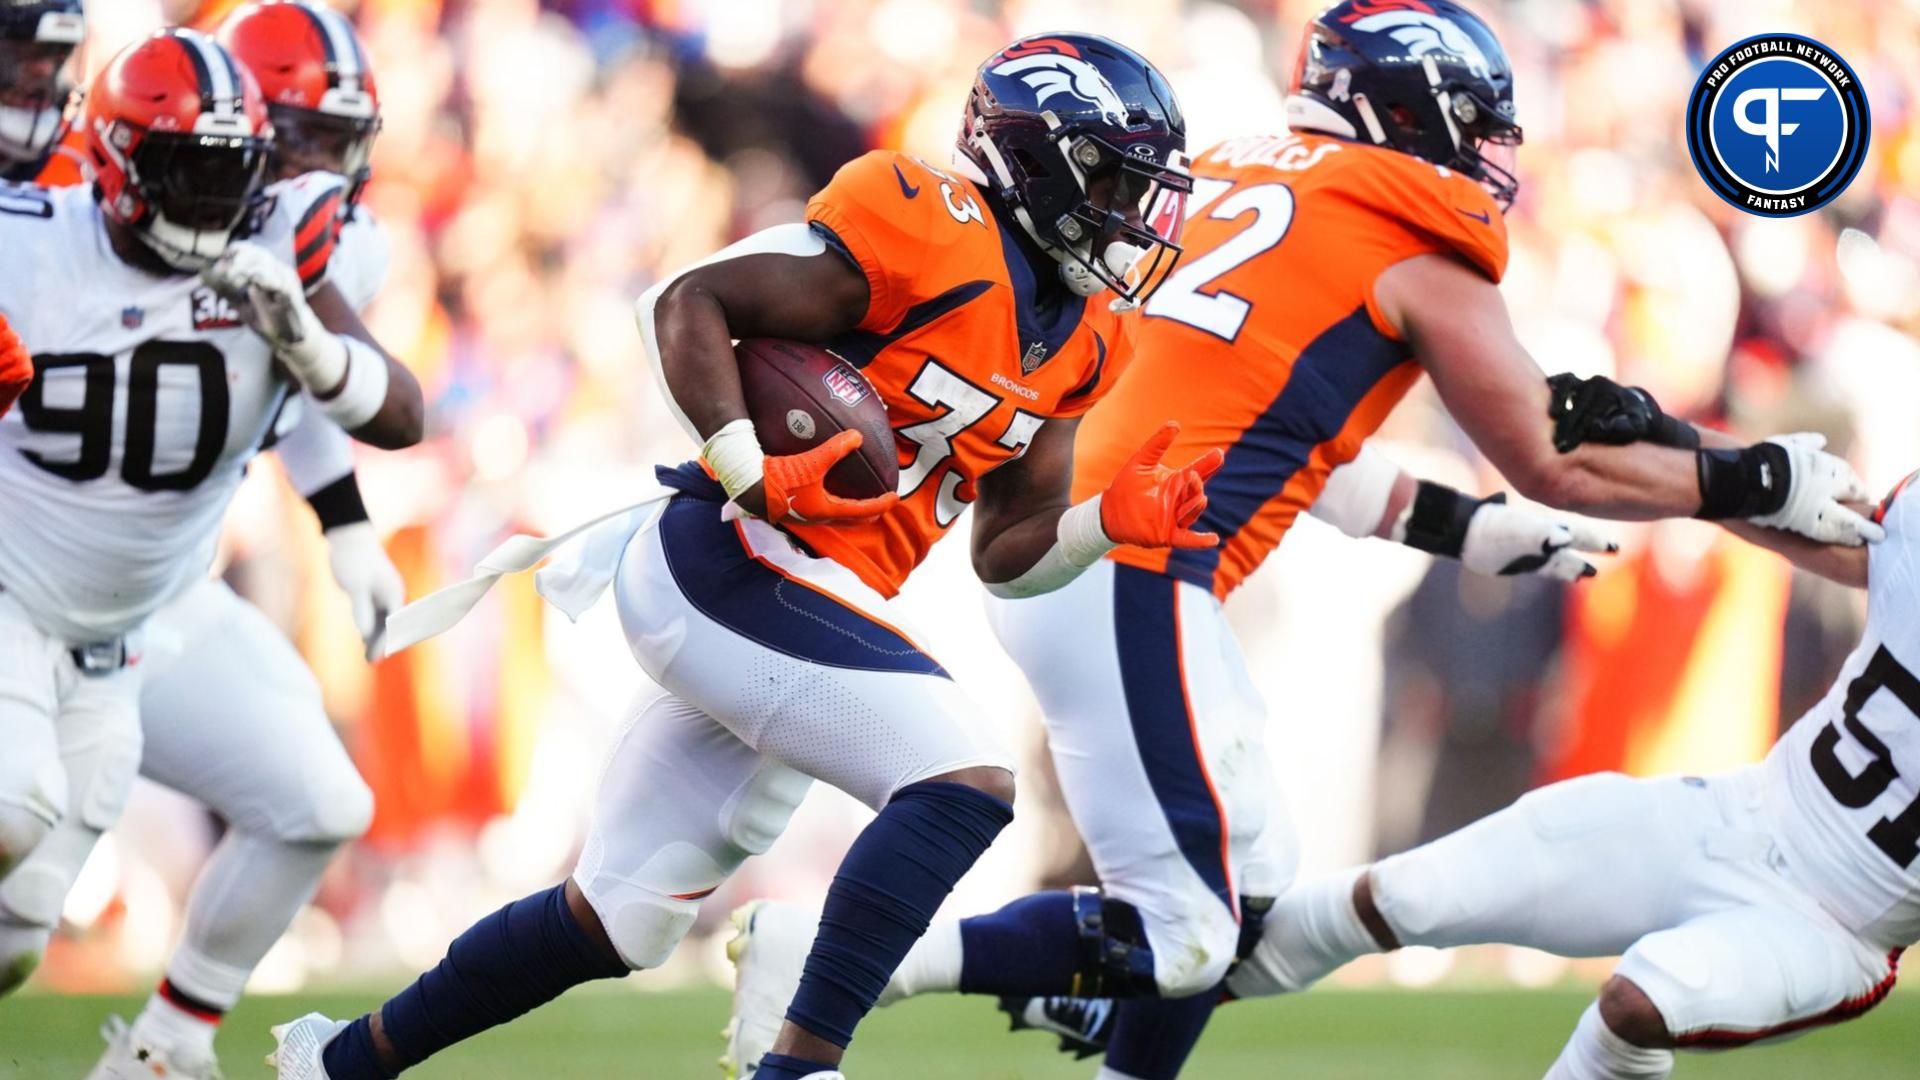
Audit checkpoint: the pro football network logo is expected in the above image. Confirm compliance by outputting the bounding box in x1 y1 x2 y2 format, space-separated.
1685 33 1869 218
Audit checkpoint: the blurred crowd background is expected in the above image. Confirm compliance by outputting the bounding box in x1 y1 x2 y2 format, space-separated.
38 0 1920 995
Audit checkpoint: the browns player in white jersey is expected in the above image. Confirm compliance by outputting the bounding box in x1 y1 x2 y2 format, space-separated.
11 7 407 1077
0 28 421 1074
1213 488 1910 1079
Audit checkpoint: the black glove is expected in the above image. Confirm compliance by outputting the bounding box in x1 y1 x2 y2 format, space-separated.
1546 373 1700 453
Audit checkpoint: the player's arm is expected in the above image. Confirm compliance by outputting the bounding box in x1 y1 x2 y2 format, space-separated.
1311 444 1614 581
275 401 405 658
200 247 424 449
974 420 1221 598
1379 253 1879 545
640 223 891 523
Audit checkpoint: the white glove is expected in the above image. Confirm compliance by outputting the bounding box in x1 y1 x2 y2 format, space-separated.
1461 495 1618 581
201 241 347 394
1749 433 1885 546
327 522 404 661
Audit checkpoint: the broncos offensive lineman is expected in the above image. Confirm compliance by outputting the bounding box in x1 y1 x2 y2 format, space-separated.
5 6 406 1077
0 25 420 1065
727 5 1882 1078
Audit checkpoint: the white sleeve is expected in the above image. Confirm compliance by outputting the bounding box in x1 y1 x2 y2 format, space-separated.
633 222 829 446
275 395 357 498
1309 442 1402 539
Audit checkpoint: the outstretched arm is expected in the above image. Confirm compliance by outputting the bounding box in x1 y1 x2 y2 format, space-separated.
1310 443 1616 581
1379 253 1879 546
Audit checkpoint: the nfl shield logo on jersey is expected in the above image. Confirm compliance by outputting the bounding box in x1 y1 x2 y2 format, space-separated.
821 362 870 407
120 306 144 329
1021 340 1050 375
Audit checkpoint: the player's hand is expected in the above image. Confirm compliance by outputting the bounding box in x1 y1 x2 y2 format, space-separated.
202 241 345 393
754 430 899 525
0 312 29 421
1461 494 1617 581
1750 433 1885 546
326 521 405 661
1098 422 1224 550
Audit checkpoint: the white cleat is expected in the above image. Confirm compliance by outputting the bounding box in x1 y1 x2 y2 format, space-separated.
720 899 821 1078
266 1012 350 1080
86 1015 223 1080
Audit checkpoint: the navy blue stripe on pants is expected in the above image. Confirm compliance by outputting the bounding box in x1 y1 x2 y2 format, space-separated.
1110 563 1231 909
655 494 948 678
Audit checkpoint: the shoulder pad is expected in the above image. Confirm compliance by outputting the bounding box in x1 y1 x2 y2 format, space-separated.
806 151 981 332
1339 148 1509 283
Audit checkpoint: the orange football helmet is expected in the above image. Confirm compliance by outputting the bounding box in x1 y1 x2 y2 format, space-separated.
218 0 379 203
86 29 273 270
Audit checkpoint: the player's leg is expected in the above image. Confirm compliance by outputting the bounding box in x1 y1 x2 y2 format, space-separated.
95 581 373 1074
629 495 1013 1080
293 690 803 1079
1544 903 1898 1079
1230 771 1724 998
0 615 143 997
990 563 1282 1079
0 592 72 995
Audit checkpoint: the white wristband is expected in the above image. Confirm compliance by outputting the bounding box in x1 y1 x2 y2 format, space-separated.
315 336 390 431
1059 495 1117 566
701 418 766 502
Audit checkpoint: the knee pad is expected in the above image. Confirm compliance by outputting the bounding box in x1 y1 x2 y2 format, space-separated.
572 871 696 971
297 770 375 845
1064 885 1236 999
1142 896 1239 998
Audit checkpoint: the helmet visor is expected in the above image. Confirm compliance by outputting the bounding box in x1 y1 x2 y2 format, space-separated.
133 130 272 232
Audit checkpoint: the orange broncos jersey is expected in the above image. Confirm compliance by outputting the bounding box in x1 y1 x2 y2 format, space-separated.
1073 131 1509 599
792 149 1132 598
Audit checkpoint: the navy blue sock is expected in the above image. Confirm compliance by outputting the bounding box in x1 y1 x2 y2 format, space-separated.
754 1052 839 1079
1105 990 1220 1080
955 890 1082 996
321 883 628 1078
786 780 1012 1047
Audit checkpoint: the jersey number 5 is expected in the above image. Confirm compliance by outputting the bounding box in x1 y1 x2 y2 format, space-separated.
1810 645 1920 869
1142 181 1295 342
17 343 232 491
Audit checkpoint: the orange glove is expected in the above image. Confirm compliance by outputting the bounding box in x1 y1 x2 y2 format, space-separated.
761 430 899 525
1098 422 1224 550
0 314 28 422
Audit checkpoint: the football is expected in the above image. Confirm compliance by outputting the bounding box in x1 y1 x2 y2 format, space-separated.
735 338 899 501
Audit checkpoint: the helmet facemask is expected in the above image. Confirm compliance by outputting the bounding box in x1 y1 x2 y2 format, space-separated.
267 101 379 203
111 126 272 270
968 110 1192 308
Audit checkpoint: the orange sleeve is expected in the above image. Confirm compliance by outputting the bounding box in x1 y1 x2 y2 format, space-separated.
805 151 946 333
1351 152 1510 283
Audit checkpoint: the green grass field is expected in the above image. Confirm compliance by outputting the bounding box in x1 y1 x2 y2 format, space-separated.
3 985 1914 1078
